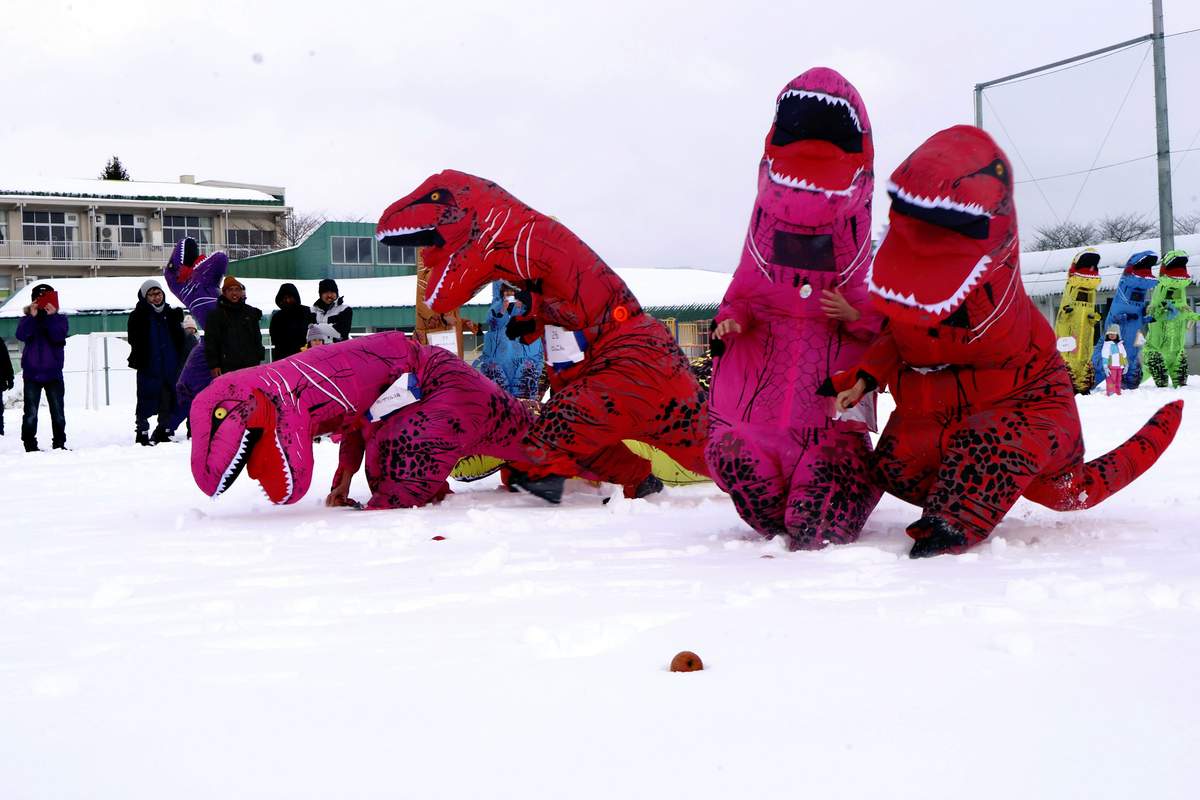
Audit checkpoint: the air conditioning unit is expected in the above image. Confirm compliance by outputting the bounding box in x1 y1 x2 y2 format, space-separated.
98 225 118 259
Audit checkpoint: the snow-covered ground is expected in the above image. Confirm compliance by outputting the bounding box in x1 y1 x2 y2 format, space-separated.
2 387 1198 799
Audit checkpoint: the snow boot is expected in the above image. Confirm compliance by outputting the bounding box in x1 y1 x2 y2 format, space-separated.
508 469 565 504
151 427 173 444
136 432 153 447
907 516 970 559
630 473 664 499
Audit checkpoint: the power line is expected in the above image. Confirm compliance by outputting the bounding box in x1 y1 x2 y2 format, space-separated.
983 93 1063 223
1014 147 1200 184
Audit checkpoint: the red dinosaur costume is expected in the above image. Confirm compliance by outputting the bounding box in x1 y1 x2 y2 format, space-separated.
376 171 708 502
840 125 1183 558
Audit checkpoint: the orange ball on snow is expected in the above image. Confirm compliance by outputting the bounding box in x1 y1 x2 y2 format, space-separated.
670 651 703 672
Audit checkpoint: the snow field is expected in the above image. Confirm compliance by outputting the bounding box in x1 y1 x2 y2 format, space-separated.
1 387 1198 798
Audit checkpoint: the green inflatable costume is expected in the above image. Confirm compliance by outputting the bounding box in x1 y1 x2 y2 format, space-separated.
1144 250 1199 388
1054 249 1103 394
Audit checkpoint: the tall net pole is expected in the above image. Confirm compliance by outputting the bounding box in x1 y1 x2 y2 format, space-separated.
1152 0 1175 253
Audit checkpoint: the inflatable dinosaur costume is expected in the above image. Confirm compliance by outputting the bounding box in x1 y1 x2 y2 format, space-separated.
1053 248 1102 394
189 332 530 509
163 237 229 406
845 125 1182 558
1144 250 1198 388
376 171 709 503
705 67 883 549
1092 251 1157 391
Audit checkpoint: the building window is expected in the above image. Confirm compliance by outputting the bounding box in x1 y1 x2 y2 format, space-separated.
97 213 147 245
163 215 212 246
376 242 416 265
227 228 276 259
22 210 78 259
331 236 372 264
0 216 6 243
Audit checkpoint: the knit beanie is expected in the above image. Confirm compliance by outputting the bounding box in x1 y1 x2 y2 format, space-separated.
222 275 245 292
140 279 163 301
318 278 339 296
182 314 198 331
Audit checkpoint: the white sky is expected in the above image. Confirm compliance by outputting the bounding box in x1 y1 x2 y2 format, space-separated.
3 0 1199 270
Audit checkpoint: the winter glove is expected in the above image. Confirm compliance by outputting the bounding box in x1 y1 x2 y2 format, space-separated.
2 378 12 391
709 318 726 357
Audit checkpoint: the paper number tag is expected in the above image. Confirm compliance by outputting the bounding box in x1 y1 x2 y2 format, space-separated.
544 325 587 369
365 373 422 422
1056 336 1077 353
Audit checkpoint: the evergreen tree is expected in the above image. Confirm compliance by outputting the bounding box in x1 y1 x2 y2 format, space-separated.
100 156 131 181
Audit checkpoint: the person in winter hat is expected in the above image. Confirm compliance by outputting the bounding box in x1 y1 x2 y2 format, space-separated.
312 278 353 342
269 282 314 360
302 322 338 350
127 279 188 445
0 334 14 436
204 275 264 377
16 283 69 451
1100 324 1128 397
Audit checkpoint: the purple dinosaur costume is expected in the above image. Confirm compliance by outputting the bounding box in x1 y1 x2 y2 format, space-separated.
705 67 883 549
189 331 530 509
163 237 229 406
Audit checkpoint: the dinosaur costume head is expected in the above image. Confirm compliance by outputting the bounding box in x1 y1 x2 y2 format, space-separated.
869 125 1016 326
190 372 313 505
1159 249 1190 279
376 170 526 313
1069 248 1101 278
1124 250 1158 277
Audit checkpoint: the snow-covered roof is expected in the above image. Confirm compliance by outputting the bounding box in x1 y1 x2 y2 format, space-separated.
0 267 735 318
0 178 283 206
1020 234 1200 298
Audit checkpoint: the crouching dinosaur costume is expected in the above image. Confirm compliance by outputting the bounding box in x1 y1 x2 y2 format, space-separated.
705 67 883 549
1053 248 1102 394
190 332 530 508
376 171 709 503
1144 250 1199 388
845 125 1183 558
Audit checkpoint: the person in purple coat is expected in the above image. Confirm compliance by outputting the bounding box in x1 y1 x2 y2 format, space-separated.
16 283 69 451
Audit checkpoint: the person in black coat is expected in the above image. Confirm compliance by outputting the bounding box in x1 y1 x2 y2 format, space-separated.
270 282 314 360
127 280 187 445
0 335 14 436
205 276 265 377
312 278 353 342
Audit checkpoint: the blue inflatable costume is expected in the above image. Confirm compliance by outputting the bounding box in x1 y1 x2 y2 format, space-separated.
474 281 544 400
1094 251 1157 391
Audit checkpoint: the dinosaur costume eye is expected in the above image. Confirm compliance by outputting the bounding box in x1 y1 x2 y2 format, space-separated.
214 408 228 420
430 191 441 201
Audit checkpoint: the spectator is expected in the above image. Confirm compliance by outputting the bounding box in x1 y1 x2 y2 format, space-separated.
204 275 264 377
312 278 353 342
0 334 13 436
270 282 313 360
302 322 338 351
16 283 68 452
181 315 200 358
127 280 187 445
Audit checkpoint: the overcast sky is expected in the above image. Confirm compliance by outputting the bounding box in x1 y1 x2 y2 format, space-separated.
3 0 1198 270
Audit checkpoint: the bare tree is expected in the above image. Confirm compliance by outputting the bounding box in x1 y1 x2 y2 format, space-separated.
1095 212 1157 243
1174 212 1200 236
1029 221 1098 251
282 210 327 247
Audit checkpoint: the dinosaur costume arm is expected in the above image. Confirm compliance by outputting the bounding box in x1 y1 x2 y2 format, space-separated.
331 425 367 496
854 326 902 391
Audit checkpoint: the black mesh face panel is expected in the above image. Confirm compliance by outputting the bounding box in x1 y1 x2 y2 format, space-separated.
772 231 836 271
771 94 863 153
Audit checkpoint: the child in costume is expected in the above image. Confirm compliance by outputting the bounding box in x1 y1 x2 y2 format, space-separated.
1144 250 1198 388
1100 325 1127 396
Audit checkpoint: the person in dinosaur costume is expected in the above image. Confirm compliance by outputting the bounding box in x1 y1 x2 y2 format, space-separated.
703 67 883 549
834 125 1183 558
375 171 709 503
162 237 229 406
1143 250 1199 388
1053 248 1103 394
1091 251 1157 391
474 281 544 400
190 331 531 509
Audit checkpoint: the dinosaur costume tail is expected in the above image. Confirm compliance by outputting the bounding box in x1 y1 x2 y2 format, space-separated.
1023 400 1183 511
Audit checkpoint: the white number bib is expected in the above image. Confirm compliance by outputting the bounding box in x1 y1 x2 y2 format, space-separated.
365 372 423 422
544 325 588 370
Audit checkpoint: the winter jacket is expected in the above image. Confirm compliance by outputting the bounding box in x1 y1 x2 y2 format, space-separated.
270 283 314 360
313 296 353 341
1101 339 1128 369
15 309 69 383
0 336 13 391
204 296 265 373
127 298 186 378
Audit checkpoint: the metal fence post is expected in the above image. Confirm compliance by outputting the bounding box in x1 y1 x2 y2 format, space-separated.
103 335 111 406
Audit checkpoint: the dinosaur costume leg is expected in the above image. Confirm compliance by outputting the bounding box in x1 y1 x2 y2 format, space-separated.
363 358 531 509
1173 350 1189 387
705 424 789 535
1144 347 1169 388
784 430 881 549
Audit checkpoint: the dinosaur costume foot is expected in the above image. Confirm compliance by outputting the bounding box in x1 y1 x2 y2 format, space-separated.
907 516 971 559
628 473 664 499
1146 350 1169 388
509 470 565 504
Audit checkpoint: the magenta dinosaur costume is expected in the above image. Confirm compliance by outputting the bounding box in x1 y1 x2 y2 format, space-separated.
375 171 709 504
163 237 229 405
705 68 883 549
189 332 530 509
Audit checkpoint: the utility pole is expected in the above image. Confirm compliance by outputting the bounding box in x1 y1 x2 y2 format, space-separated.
1151 0 1174 254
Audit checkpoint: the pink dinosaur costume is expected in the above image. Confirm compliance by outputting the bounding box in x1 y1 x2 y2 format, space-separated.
705 68 883 549
189 332 530 509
